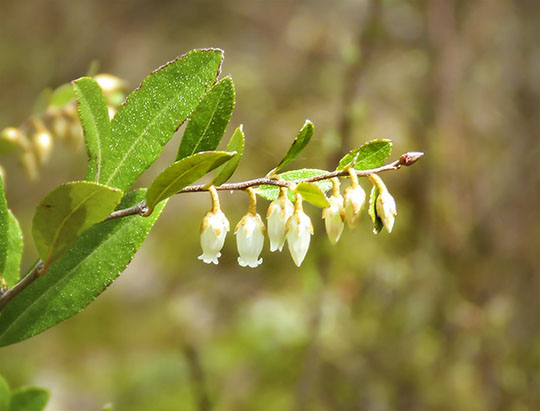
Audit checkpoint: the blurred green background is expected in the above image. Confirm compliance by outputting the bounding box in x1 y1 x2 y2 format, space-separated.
0 0 538 410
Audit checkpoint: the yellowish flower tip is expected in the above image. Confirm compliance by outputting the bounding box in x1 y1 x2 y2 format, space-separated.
246 187 258 216
347 166 359 188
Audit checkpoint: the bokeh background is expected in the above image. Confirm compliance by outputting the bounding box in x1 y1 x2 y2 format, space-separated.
0 0 538 410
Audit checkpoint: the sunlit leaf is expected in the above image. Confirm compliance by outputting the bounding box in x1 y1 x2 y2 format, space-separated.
9 387 49 411
211 125 245 186
256 168 331 202
269 120 314 175
100 49 223 192
73 77 112 182
337 139 392 171
0 190 165 347
32 181 123 269
3 211 23 288
146 151 234 213
0 177 8 277
177 77 235 160
296 182 330 208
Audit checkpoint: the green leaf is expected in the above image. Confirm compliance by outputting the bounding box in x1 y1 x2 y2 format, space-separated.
0 189 165 347
102 49 223 192
368 185 383 234
256 168 331 202
9 387 49 411
269 120 314 175
49 83 74 107
32 181 123 269
211 125 245 186
146 151 234 213
0 177 8 276
177 77 235 160
296 182 330 208
3 211 23 288
0 375 10 411
73 77 112 182
336 139 392 171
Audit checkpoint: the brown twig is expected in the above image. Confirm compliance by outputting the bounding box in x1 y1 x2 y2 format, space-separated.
0 153 422 313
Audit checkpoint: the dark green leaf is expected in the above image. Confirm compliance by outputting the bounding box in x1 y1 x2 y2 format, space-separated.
368 185 383 234
211 125 245 186
296 182 330 208
9 387 49 411
3 211 23 288
336 139 392 171
146 151 234 213
0 189 166 347
0 176 8 276
32 181 123 269
177 77 235 160
73 77 112 182
102 49 223 192
256 169 331 202
0 375 10 411
49 83 74 107
269 120 314 175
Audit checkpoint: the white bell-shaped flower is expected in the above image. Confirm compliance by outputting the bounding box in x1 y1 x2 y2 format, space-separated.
235 213 266 268
376 189 397 233
198 210 230 265
322 194 345 245
286 195 313 267
266 188 294 252
343 184 366 230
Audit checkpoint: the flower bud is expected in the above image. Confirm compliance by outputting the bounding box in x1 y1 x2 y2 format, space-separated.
198 209 230 264
33 130 53 165
375 189 397 233
286 205 313 267
235 213 265 268
266 188 294 252
343 184 366 230
322 194 345 245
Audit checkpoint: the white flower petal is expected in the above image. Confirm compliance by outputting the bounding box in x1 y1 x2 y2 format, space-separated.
198 209 229 264
267 196 294 252
235 213 265 268
343 185 366 230
322 195 345 245
286 210 313 267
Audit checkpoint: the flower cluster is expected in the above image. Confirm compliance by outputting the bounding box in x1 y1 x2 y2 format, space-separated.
198 170 397 268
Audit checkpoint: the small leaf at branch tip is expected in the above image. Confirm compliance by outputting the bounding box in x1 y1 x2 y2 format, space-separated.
399 152 424 166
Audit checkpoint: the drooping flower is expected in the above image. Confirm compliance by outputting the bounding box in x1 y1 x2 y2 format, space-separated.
322 178 345 245
343 169 366 230
235 188 265 268
369 174 397 233
198 209 230 264
198 186 229 264
235 213 265 267
286 194 313 267
266 187 294 252
376 188 397 233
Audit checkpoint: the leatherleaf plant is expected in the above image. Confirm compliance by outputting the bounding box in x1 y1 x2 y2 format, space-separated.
0 48 423 352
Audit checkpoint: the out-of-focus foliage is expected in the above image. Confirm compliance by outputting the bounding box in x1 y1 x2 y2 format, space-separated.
0 0 537 410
